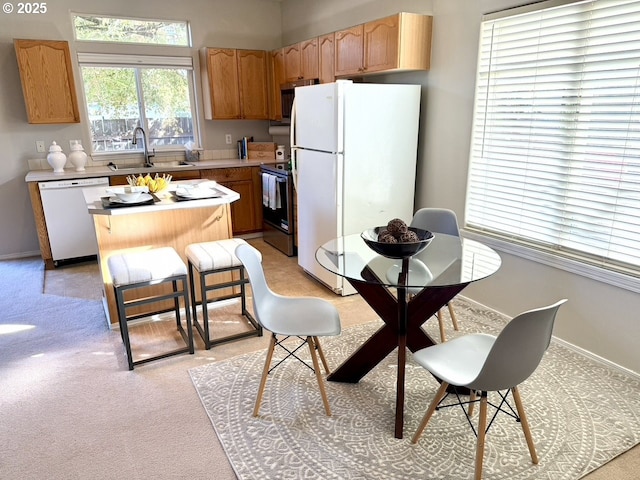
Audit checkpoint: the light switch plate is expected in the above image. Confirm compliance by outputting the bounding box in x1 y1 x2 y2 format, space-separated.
36 140 45 153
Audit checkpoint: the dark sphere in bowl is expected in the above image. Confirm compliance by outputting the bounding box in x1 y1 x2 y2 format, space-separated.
361 227 434 259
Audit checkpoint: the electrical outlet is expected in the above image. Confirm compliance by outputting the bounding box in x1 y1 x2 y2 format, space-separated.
225 134 232 145
36 140 45 153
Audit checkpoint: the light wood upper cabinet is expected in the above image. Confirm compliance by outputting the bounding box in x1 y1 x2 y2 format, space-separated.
318 33 335 84
14 39 80 124
334 25 364 77
200 48 268 120
269 48 285 120
334 13 432 77
200 48 240 119
284 38 319 81
364 15 400 73
283 43 301 82
237 49 269 119
300 38 319 80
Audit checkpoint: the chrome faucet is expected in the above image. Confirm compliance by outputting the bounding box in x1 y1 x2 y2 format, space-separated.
132 126 155 167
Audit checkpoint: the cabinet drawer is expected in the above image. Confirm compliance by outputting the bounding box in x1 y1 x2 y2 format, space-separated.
202 167 253 182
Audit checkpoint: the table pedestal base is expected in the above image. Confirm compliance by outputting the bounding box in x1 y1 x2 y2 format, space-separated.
327 276 468 438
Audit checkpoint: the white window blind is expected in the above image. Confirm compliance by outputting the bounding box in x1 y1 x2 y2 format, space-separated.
466 0 640 275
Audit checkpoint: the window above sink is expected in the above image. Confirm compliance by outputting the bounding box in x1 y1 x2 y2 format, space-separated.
73 14 200 157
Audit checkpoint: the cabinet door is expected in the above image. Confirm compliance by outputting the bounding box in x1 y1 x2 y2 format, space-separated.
300 38 319 80
318 33 335 84
237 49 269 120
201 167 262 235
334 24 364 77
221 179 258 235
283 43 301 81
14 39 80 124
364 15 399 73
269 48 285 120
206 48 241 119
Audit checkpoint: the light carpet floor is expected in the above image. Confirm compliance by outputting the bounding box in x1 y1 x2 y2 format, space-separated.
190 298 640 480
2 245 640 479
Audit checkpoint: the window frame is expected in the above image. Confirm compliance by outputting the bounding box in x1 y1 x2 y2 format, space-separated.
77 53 201 157
71 13 192 47
464 0 640 294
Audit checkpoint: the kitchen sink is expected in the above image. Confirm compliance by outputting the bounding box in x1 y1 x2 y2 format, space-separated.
160 161 196 168
107 162 146 171
107 161 194 171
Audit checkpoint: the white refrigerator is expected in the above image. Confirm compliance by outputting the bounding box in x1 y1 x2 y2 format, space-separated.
291 80 421 295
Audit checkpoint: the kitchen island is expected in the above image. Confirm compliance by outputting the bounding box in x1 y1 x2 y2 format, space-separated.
83 180 239 326
25 158 266 269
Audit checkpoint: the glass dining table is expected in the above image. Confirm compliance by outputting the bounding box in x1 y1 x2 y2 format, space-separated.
316 232 502 439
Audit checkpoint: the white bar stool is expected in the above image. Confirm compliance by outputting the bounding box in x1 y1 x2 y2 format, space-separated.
185 238 263 349
107 247 194 370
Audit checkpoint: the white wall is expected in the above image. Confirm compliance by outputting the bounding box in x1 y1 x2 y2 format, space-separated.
0 0 282 258
281 0 640 375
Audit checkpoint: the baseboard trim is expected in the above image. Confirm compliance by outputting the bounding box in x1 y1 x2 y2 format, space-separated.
0 251 41 261
458 295 640 381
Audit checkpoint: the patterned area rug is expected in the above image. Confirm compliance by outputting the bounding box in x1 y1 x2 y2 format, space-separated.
189 299 640 480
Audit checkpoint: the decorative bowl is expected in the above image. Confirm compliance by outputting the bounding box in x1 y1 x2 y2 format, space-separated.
361 226 434 259
106 186 149 203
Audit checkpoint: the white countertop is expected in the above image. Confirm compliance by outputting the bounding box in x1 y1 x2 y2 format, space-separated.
25 158 268 183
83 179 239 216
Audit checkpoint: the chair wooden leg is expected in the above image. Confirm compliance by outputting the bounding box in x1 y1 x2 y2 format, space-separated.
447 302 459 331
437 310 447 342
313 336 331 374
512 386 539 464
475 392 488 480
307 336 331 416
253 333 277 417
411 381 449 444
468 389 477 416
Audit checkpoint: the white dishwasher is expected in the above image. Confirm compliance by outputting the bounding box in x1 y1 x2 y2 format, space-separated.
38 177 109 264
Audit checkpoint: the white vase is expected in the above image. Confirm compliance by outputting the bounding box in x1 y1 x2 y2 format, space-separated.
69 140 87 171
47 141 66 173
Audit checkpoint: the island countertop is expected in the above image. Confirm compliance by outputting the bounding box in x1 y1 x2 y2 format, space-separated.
83 179 239 216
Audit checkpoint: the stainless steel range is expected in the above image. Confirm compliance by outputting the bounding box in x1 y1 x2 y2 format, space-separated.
260 163 296 256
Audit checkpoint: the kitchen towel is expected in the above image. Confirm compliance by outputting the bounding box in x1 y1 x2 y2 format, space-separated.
262 173 269 207
262 173 281 210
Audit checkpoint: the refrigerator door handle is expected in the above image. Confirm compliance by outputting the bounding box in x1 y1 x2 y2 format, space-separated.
290 97 299 191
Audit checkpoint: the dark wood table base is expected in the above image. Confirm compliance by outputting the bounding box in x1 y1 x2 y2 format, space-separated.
327 274 468 438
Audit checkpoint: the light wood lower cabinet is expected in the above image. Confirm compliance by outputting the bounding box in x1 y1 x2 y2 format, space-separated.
201 166 263 235
109 169 201 186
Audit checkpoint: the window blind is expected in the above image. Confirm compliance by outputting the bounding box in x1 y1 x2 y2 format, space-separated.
77 53 193 68
466 0 640 274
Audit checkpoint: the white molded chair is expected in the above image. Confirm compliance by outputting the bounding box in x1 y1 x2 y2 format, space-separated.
410 207 461 341
235 243 342 416
411 299 567 480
